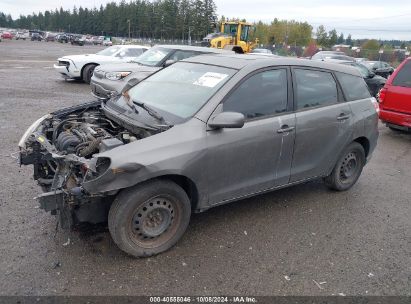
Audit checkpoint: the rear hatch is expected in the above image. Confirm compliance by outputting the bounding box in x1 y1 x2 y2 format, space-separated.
380 59 411 114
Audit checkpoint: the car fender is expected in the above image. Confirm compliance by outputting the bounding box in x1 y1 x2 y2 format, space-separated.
82 118 209 205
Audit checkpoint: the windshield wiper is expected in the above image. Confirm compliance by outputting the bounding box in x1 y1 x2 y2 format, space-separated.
132 100 168 126
129 60 142 65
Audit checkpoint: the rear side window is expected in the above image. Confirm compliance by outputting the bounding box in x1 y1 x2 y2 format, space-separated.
336 72 371 101
393 61 411 88
294 69 338 109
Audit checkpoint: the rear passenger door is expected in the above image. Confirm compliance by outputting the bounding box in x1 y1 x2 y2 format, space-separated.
290 68 353 182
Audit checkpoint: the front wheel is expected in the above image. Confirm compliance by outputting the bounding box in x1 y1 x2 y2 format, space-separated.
82 64 97 84
108 180 191 257
324 142 365 191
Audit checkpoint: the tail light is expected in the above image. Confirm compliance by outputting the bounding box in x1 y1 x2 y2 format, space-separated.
379 87 387 104
371 97 380 114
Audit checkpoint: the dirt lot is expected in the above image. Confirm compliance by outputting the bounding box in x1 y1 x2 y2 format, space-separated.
0 40 410 296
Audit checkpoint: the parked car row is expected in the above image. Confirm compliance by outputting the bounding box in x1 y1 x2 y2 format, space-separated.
54 45 149 83
311 51 395 79
20 45 383 258
1 31 13 40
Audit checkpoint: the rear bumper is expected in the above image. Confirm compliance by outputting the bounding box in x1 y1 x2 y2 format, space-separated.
379 108 411 129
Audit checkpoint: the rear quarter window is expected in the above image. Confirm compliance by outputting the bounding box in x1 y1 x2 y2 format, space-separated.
392 61 411 88
336 72 371 101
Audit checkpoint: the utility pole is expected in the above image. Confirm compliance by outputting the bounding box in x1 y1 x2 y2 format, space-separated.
68 24 71 33
127 19 131 40
188 26 192 45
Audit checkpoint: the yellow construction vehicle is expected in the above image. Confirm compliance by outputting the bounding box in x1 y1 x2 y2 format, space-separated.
203 21 258 54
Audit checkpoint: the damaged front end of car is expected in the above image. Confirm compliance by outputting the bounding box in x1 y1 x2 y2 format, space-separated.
19 101 155 229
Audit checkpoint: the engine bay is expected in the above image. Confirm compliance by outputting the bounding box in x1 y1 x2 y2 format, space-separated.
19 101 156 193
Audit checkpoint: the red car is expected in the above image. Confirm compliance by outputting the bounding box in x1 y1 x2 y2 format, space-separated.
379 57 411 131
1 31 12 39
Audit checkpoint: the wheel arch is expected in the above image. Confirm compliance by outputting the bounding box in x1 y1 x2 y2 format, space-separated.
353 136 370 157
122 174 200 212
81 62 99 78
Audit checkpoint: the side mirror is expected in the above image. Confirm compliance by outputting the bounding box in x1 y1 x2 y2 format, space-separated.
368 72 375 78
163 60 176 68
208 112 245 129
121 78 140 94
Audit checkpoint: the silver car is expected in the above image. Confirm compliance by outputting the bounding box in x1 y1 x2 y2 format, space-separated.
19 54 379 257
90 45 232 99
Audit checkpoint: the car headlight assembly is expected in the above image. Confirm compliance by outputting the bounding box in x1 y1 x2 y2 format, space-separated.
18 114 51 149
105 71 131 81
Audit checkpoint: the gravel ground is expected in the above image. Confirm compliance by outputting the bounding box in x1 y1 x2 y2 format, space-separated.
0 40 410 296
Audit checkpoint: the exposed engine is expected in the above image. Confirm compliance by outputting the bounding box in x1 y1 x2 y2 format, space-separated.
19 101 158 229
53 110 137 157
20 102 156 194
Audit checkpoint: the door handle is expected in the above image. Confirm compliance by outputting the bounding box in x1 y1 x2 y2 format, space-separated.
337 113 350 121
277 125 295 134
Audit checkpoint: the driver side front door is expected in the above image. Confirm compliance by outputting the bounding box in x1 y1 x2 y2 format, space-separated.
205 68 296 206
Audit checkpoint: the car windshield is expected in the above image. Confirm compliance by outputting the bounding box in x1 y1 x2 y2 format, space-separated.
96 46 121 56
134 47 172 66
126 62 236 121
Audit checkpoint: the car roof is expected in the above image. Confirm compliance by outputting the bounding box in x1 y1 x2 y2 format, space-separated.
152 44 231 54
183 54 362 76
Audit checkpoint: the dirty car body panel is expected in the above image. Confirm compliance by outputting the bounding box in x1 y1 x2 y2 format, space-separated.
20 54 379 237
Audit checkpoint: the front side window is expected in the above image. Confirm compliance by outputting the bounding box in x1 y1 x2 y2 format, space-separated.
392 61 411 88
336 72 371 101
294 69 338 110
223 69 288 119
240 25 250 41
223 24 238 36
134 47 172 66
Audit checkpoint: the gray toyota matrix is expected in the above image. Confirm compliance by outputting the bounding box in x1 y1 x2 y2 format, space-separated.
19 54 379 257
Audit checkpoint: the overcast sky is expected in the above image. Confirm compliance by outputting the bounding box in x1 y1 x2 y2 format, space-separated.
3 0 411 40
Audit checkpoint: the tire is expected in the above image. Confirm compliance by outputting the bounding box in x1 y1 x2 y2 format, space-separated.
324 142 365 191
108 180 191 257
82 64 97 84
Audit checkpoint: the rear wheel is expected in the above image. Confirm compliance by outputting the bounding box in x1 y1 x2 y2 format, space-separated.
82 64 97 84
324 142 365 191
108 180 191 257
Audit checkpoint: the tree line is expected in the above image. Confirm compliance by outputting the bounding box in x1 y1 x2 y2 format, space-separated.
0 0 217 41
1 3 410 48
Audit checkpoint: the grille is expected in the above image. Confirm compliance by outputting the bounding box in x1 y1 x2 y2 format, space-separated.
58 60 70 67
